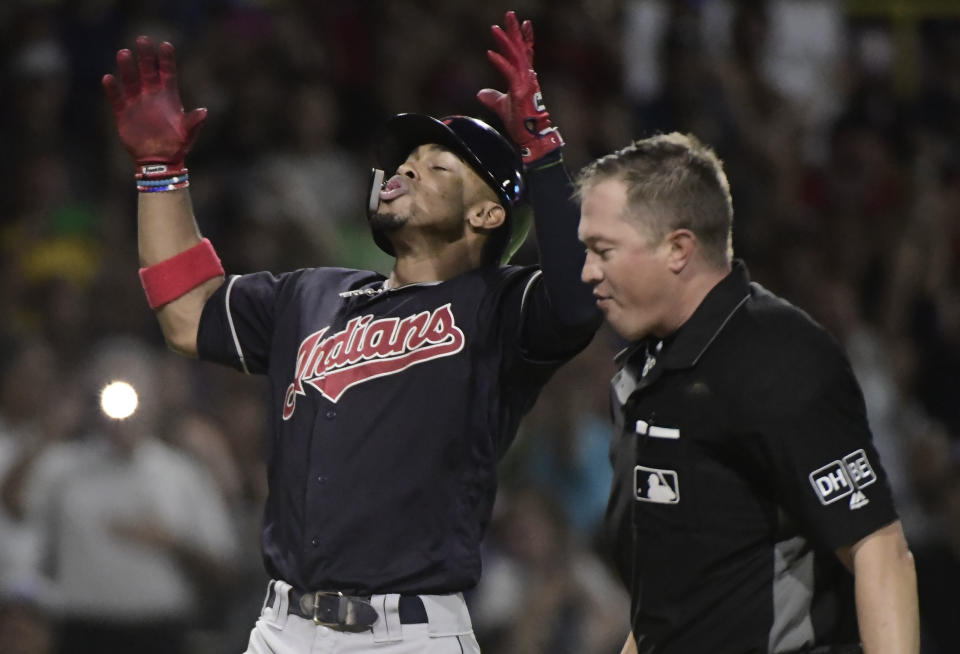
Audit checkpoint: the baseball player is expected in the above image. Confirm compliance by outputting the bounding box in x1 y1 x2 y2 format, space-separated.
576 135 919 653
102 11 599 654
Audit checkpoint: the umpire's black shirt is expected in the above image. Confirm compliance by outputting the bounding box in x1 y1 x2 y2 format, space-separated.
605 261 898 653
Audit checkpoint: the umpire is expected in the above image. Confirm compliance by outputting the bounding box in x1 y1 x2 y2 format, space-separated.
576 134 919 654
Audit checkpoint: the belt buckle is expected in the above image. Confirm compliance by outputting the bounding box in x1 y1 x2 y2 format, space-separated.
310 590 343 626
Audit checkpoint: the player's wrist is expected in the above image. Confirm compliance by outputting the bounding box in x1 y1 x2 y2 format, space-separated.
136 172 190 193
135 163 190 193
523 144 564 171
517 125 564 163
136 161 188 177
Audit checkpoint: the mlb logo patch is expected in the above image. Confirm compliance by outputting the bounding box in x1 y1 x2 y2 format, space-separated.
634 465 680 504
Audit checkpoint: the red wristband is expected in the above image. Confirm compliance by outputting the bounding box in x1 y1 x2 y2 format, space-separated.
138 238 224 310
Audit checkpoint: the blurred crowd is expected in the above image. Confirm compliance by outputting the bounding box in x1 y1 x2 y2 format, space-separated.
0 1 958 653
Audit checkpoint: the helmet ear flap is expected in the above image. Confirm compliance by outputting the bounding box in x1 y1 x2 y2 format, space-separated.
500 203 532 263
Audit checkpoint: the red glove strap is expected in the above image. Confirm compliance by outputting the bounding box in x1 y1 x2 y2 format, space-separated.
520 126 564 163
138 238 224 309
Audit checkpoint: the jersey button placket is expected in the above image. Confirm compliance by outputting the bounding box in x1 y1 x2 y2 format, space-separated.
308 404 337 554
311 473 328 550
305 402 340 550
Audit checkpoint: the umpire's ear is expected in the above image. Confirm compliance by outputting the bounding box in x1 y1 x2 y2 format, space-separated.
666 228 696 273
467 201 506 231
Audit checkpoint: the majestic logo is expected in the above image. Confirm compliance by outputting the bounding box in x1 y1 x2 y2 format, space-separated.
283 303 465 418
808 448 877 510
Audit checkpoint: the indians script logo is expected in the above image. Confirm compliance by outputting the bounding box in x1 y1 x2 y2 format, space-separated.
283 303 465 418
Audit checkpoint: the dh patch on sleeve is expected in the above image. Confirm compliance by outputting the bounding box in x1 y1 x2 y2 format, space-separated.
843 449 875 489
808 448 876 510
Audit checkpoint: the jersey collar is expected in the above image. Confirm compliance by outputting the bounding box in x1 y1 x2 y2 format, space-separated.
653 259 751 370
337 277 442 299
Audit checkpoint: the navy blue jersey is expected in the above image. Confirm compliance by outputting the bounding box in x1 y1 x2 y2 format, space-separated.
197 262 591 594
605 262 898 653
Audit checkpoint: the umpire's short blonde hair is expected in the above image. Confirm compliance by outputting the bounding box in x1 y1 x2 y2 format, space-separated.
575 133 734 268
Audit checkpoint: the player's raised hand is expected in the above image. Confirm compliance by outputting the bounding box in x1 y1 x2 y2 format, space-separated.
477 11 563 164
102 36 207 175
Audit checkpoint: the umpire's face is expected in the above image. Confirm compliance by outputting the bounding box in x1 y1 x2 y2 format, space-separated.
579 177 680 341
372 144 505 254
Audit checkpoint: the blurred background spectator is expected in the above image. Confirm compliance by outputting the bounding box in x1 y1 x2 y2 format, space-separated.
0 1 958 652
1 338 238 654
0 591 54 654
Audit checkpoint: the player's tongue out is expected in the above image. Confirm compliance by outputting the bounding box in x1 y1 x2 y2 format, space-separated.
379 175 408 201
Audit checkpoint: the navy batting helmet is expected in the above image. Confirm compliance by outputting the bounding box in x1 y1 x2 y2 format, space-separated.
369 114 529 263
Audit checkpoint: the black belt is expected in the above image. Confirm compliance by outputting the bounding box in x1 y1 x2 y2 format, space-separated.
783 646 862 654
268 584 428 632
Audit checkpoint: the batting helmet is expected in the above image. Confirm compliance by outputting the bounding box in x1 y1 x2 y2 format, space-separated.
369 114 529 263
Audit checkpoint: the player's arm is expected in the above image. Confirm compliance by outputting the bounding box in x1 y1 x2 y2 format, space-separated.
103 37 223 357
139 189 223 356
756 336 918 654
478 12 601 355
835 520 919 654
619 632 638 654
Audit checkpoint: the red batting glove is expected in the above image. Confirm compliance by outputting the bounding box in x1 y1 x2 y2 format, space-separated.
102 36 207 178
477 11 563 165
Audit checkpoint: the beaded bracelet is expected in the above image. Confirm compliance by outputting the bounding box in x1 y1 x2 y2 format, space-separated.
135 164 189 193
136 173 190 193
135 173 188 193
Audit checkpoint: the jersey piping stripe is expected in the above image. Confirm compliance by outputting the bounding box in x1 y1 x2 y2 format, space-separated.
224 275 250 374
520 269 543 314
